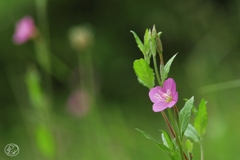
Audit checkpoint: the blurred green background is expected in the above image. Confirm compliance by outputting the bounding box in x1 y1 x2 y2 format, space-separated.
1 0 240 159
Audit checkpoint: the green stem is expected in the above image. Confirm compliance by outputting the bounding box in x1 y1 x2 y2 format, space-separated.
200 142 204 160
33 37 52 104
35 0 50 46
153 55 162 85
174 105 182 140
77 53 87 91
34 0 52 103
77 49 96 107
84 49 96 101
152 55 176 138
188 152 193 160
167 108 187 160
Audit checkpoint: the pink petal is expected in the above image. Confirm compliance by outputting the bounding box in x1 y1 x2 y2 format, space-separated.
166 92 178 108
163 78 176 95
172 92 178 102
166 101 176 108
13 16 35 44
149 86 163 103
152 101 168 112
67 90 90 117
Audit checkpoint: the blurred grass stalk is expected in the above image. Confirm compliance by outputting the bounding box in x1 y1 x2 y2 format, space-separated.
25 0 56 159
34 0 52 98
68 24 96 103
69 24 101 158
199 79 240 93
34 0 71 86
68 25 133 159
25 66 56 159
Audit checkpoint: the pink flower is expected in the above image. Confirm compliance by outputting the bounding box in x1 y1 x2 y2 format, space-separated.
67 90 90 118
13 16 36 44
149 78 178 112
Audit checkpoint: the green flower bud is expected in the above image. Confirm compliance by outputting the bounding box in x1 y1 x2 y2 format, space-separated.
156 32 163 54
150 25 157 56
185 139 193 153
151 25 157 39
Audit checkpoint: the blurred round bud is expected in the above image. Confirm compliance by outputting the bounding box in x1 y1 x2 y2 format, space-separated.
13 16 38 45
68 24 94 51
66 90 90 118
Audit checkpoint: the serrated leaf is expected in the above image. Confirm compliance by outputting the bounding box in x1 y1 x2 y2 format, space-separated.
184 124 200 143
179 97 194 135
130 31 144 54
194 99 208 136
161 130 174 150
133 59 154 89
163 53 178 81
136 128 176 159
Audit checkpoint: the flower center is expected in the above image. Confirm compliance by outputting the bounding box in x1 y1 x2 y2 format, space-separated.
163 90 172 103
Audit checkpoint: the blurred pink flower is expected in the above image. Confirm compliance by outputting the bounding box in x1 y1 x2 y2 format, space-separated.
149 78 178 112
13 16 36 44
67 90 90 117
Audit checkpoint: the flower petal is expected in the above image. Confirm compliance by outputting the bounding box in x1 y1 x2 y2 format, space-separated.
166 92 178 108
152 101 168 112
172 92 178 102
13 16 35 44
149 86 163 103
163 78 176 95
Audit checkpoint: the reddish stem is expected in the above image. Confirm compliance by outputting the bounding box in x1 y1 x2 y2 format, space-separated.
161 111 176 138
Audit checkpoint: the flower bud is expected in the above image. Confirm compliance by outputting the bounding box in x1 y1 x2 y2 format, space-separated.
68 24 94 51
156 32 163 54
67 90 90 118
151 25 157 39
13 16 37 44
150 25 157 56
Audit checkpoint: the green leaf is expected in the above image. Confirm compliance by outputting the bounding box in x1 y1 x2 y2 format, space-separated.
130 31 144 54
133 59 155 89
144 29 150 53
192 105 198 116
179 96 194 135
136 128 175 159
185 139 193 153
143 29 151 64
35 124 56 158
25 67 44 111
161 130 174 150
184 124 200 143
184 98 198 116
194 99 208 136
163 53 178 81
